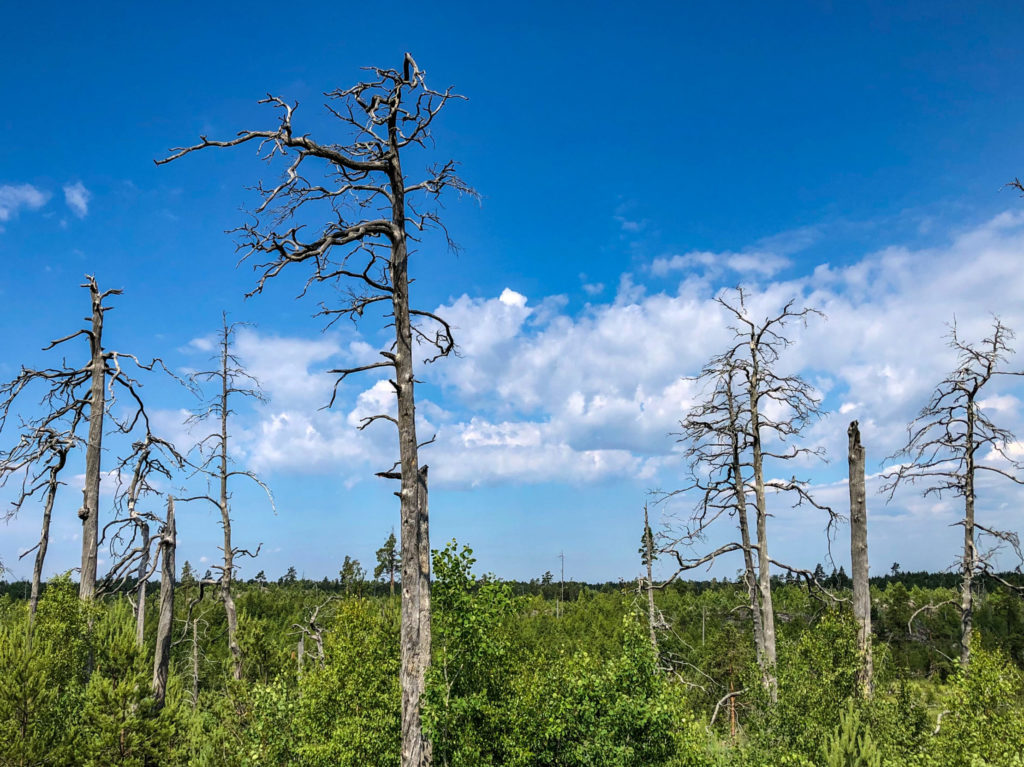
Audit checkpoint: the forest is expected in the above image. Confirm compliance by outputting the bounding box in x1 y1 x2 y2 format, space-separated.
2 36 1024 767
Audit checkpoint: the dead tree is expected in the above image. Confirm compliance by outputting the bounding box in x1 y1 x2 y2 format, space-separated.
667 287 829 701
159 53 473 765
883 318 1024 667
848 420 872 696
101 433 183 646
187 314 269 681
641 503 659 653
0 426 74 621
152 496 176 710
0 277 163 600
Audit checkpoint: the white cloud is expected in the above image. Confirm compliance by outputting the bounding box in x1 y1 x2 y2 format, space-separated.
498 288 527 308
226 207 1024 574
63 181 92 218
0 184 49 221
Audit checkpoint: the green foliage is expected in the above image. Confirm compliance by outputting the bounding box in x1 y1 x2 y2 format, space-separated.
825 701 882 767
924 639 1024 767
425 541 515 765
0 567 1022 765
504 613 693 767
293 598 401 766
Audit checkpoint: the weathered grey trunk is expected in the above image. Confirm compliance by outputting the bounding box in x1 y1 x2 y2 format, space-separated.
388 120 432 766
30 450 68 622
727 377 767 679
748 357 778 702
135 522 150 647
643 505 658 654
79 287 106 601
961 400 977 667
218 333 243 681
190 614 200 708
848 421 873 696
152 497 176 709
297 636 305 677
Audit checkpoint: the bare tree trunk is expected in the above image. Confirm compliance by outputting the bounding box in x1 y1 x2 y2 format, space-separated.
218 333 243 681
30 451 67 622
79 286 106 601
748 374 778 702
643 504 658 654
191 615 200 709
961 401 976 667
390 137 433 765
848 421 873 696
728 380 767 679
135 522 150 647
297 636 305 677
153 497 176 710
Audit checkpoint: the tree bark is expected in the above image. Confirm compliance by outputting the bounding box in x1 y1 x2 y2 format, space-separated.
218 326 243 682
643 504 658 654
728 376 767 680
848 421 872 696
79 286 106 601
153 497 176 710
134 521 150 647
388 122 433 765
190 615 200 709
748 358 778 702
29 450 67 623
961 399 976 667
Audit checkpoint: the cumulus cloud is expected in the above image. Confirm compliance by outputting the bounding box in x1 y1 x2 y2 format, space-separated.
63 181 92 218
221 212 1024 573
0 183 49 222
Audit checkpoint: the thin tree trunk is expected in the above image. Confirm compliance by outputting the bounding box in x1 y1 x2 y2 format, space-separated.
728 375 767 679
848 421 873 696
191 615 200 709
961 400 976 667
748 359 778 702
153 497 176 710
643 504 659 653
218 327 243 681
29 451 67 623
79 287 106 601
135 522 150 647
297 636 305 677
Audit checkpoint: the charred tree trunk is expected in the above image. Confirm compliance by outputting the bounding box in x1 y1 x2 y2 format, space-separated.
152 497 176 710
134 521 150 647
79 284 107 601
848 421 872 696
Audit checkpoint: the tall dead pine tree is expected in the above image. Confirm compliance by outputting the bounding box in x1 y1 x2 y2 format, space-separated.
188 315 269 681
668 287 829 701
847 420 872 696
883 319 1024 666
0 277 158 602
159 54 473 766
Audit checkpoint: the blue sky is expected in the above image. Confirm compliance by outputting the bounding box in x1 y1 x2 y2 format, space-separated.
2 2 1024 583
